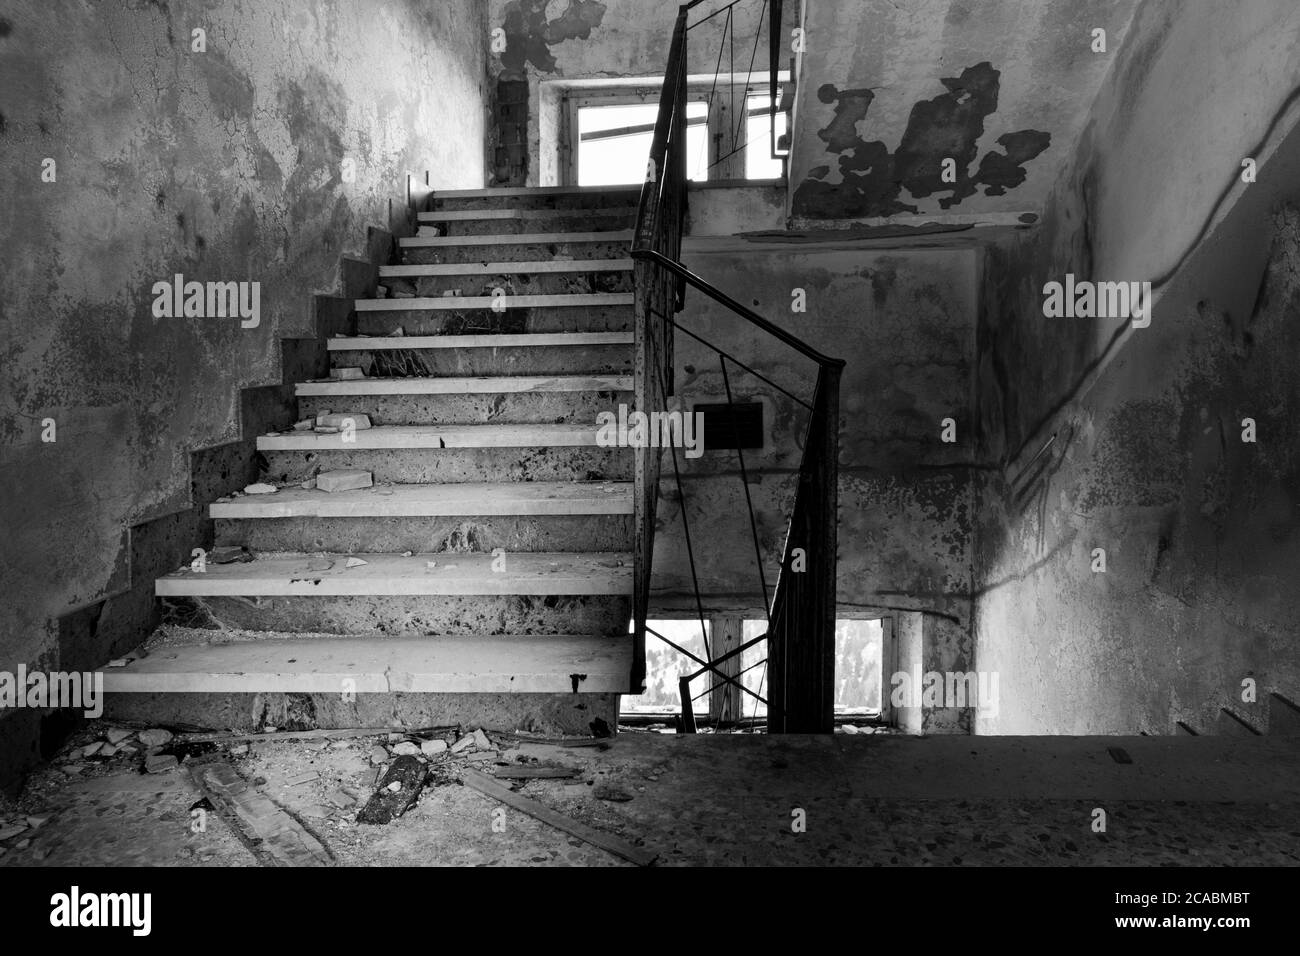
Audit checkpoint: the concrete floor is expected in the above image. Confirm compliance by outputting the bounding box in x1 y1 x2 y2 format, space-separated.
2 727 1298 867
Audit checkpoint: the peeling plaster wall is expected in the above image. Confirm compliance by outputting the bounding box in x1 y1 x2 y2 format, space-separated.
790 0 1138 221
973 0 1300 734
649 244 979 729
0 0 487 778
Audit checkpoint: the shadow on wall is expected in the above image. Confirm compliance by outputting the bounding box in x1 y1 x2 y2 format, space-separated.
793 62 1051 219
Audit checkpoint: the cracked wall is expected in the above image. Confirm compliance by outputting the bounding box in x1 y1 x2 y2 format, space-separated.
973 0 1300 734
0 0 487 783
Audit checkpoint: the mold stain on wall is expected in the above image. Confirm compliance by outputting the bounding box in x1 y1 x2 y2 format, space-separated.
499 0 607 75
793 63 1051 218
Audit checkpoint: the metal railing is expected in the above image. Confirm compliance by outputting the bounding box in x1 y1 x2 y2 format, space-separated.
631 0 844 734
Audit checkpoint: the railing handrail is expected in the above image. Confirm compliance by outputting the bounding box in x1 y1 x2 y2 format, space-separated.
631 0 842 733
629 248 845 369
633 10 688 249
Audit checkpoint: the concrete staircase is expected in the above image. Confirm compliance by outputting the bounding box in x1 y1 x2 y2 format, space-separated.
1173 692 1300 737
107 186 646 735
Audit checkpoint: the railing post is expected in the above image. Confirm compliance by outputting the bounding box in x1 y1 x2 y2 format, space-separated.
766 364 840 734
679 675 698 733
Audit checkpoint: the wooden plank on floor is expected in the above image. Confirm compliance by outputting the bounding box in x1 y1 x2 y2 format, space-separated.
189 762 333 867
490 766 581 779
460 769 655 866
210 480 633 519
103 634 634 694
154 551 633 598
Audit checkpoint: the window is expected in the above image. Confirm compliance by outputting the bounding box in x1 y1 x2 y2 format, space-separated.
625 616 883 724
740 619 770 719
575 101 710 186
744 92 787 180
625 618 712 714
739 617 884 720
834 619 883 714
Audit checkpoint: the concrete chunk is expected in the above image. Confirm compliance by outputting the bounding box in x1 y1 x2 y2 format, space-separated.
329 367 366 381
315 412 372 430
137 728 174 748
316 469 373 493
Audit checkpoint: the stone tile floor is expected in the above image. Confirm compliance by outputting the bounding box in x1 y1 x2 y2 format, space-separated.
3 725 1298 866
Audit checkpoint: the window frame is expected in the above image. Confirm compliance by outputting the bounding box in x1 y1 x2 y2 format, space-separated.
563 89 719 188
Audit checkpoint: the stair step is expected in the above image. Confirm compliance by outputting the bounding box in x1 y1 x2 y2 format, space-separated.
1270 693 1300 734
418 207 636 222
433 185 642 200
156 551 632 597
1216 707 1262 736
400 230 634 248
297 374 631 397
356 292 633 312
212 480 632 518
379 259 632 277
296 389 621 427
416 208 635 237
258 423 609 451
262 446 629 486
103 634 632 694
328 331 632 351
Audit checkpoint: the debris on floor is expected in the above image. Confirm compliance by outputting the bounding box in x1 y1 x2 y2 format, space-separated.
190 762 333 866
357 756 427 825
459 769 655 867
316 469 373 493
209 546 255 564
491 765 580 780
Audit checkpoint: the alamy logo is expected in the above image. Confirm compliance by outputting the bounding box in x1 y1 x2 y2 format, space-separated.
596 404 705 459
0 667 103 718
151 273 260 328
50 887 151 936
890 670 999 717
1042 274 1151 328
